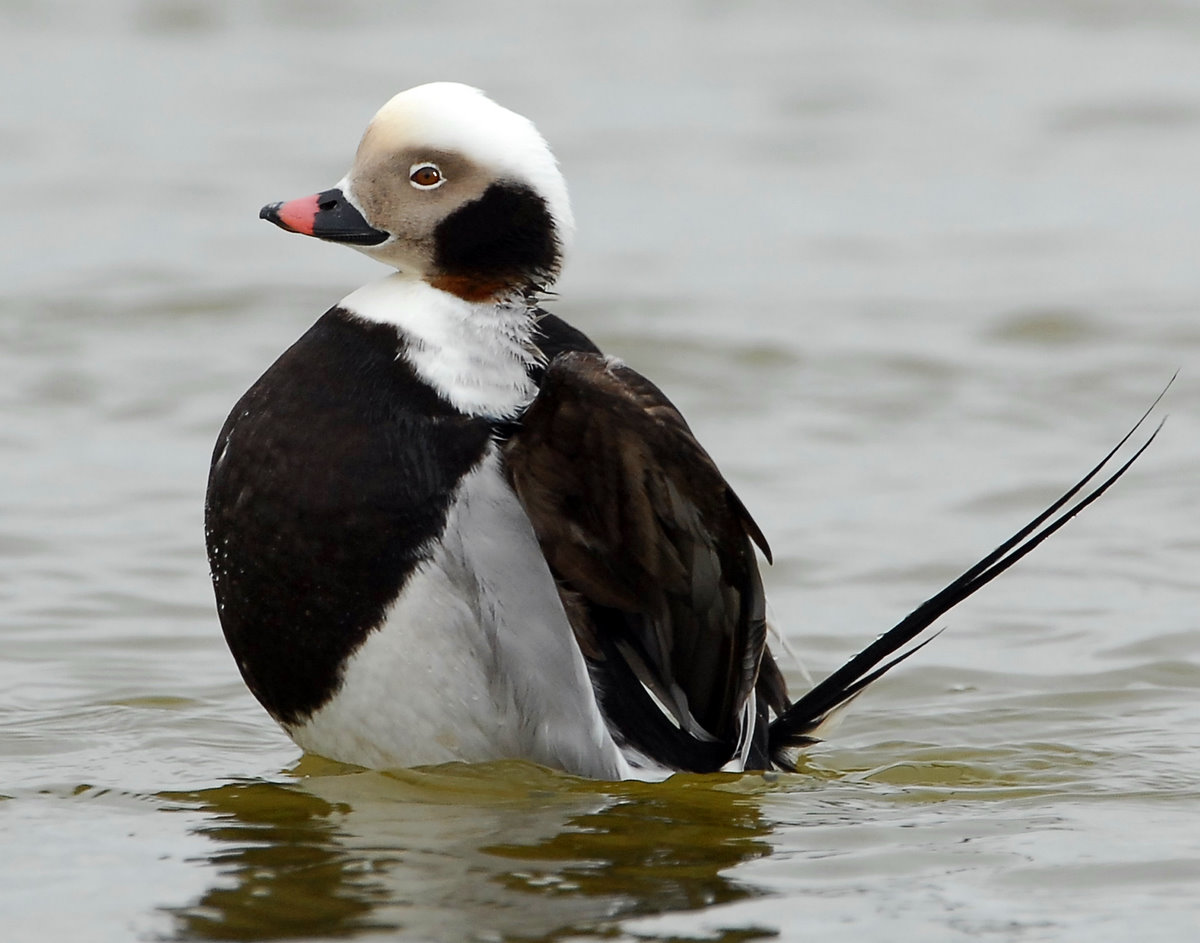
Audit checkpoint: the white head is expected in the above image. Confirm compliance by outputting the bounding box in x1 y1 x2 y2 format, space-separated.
261 83 574 301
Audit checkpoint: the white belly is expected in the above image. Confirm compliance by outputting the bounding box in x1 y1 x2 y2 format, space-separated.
288 447 632 781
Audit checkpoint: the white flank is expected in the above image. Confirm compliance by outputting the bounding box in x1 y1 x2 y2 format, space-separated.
340 273 539 421
290 447 634 781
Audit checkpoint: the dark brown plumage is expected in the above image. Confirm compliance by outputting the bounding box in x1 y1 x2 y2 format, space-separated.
504 351 786 770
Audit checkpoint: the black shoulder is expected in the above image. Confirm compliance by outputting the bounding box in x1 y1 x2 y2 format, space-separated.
490 309 602 440
532 310 602 363
205 307 492 725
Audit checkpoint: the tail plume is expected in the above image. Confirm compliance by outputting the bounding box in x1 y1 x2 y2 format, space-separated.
768 382 1170 769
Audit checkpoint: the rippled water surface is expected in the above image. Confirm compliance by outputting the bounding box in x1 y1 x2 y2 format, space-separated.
3 2 1199 941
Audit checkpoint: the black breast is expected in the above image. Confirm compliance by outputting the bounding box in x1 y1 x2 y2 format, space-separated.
204 307 493 725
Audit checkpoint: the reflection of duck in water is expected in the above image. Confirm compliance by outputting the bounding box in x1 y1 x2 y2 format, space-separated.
205 83 1158 780
166 764 774 940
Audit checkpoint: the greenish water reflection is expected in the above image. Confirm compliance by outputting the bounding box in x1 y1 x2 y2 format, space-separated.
162 759 779 942
162 777 380 939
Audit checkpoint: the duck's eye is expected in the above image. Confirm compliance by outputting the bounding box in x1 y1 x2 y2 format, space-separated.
409 163 445 190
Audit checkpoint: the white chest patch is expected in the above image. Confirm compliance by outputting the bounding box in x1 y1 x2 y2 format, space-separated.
288 447 633 781
340 274 539 420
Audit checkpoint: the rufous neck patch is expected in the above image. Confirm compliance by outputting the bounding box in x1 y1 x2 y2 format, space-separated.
428 272 522 303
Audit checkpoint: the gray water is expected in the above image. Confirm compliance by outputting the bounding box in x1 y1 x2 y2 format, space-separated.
3 2 1199 941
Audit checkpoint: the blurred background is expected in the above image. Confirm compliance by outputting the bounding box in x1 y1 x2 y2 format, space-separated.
2 2 1198 941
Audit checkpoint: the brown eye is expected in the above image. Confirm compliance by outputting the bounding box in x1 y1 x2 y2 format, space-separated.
409 163 444 190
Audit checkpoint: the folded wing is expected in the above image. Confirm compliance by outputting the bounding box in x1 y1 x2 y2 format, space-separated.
502 351 786 772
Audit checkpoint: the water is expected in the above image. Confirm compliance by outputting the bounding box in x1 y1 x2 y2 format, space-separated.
3 2 1199 940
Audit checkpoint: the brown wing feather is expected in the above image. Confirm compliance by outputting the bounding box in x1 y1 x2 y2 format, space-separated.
502 351 773 762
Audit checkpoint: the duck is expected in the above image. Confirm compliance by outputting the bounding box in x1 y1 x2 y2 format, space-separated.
205 82 1158 780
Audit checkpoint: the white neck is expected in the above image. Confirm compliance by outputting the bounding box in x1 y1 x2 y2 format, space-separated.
338 274 540 421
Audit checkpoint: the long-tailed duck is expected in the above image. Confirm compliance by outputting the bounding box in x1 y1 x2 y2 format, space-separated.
205 83 1159 779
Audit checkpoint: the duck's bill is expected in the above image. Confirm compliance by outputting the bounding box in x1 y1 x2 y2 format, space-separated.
259 188 389 245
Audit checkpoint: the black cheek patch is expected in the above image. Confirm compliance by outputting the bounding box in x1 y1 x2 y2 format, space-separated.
433 182 560 282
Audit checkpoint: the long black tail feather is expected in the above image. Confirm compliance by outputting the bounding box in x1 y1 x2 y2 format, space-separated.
768 383 1170 769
